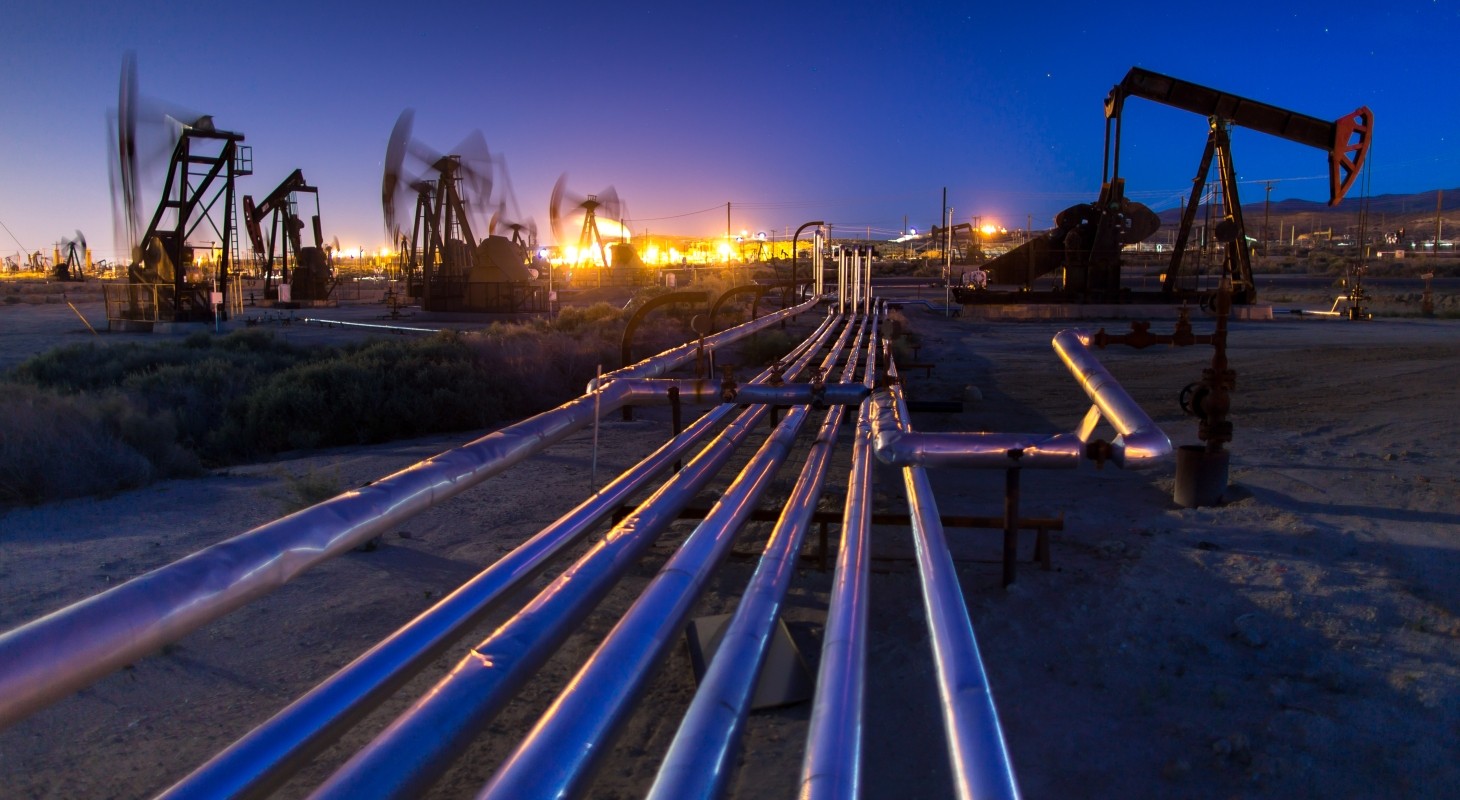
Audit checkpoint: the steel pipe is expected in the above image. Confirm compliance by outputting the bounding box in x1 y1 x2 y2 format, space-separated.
889 364 1021 800
590 295 820 390
308 315 844 800
800 310 880 800
871 416 1086 469
649 316 871 800
0 302 811 732
869 328 1171 471
482 372 823 800
299 317 443 334
161 405 734 800
1051 329 1171 467
728 381 867 407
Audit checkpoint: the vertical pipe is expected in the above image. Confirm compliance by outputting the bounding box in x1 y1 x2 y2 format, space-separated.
840 249 852 315
814 231 824 296
863 245 873 317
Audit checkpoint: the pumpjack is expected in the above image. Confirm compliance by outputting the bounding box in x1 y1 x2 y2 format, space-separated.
110 55 252 325
243 169 332 304
381 110 545 312
959 67 1372 306
52 232 89 282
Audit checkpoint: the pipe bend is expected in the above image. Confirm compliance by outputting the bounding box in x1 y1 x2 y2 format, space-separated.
1112 425 1173 468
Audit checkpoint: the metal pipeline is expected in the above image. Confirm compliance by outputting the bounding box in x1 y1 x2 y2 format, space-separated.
162 405 732 800
800 305 881 800
590 295 820 390
299 317 443 334
1050 329 1171 467
649 315 872 800
888 361 1021 800
0 303 812 733
870 328 1171 470
163 316 844 800
480 337 849 799
307 316 844 800
862 247 873 317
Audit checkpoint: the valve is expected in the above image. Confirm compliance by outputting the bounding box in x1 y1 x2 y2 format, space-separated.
719 364 738 403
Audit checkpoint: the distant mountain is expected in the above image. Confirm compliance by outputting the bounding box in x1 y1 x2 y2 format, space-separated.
1154 187 1460 239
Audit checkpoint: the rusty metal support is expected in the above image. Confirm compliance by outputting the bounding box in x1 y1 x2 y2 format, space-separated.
1002 466 1020 588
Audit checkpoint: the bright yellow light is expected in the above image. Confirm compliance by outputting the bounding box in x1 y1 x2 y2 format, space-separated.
668 247 681 263
560 213 632 243
717 242 732 260
645 245 661 263
378 247 392 258
980 223 998 236
565 246 580 264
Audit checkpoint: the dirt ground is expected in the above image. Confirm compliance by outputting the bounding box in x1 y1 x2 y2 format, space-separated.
2 281 1458 799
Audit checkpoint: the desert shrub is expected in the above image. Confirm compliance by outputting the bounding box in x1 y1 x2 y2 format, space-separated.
0 385 161 505
235 333 505 456
0 315 711 507
270 466 345 514
12 329 309 394
551 302 627 333
737 329 801 367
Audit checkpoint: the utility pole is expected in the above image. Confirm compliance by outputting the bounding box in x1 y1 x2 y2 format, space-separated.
1263 181 1273 253
726 202 731 240
1436 189 1444 254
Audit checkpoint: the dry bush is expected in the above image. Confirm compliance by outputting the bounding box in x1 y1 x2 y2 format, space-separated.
0 386 158 506
1 314 707 507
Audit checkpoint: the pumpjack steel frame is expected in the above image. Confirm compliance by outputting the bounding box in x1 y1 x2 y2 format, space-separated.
127 124 251 323
242 169 328 303
1106 67 1372 304
957 67 1371 307
401 156 476 311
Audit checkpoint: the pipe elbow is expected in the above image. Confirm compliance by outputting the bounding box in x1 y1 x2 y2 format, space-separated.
1111 426 1172 468
869 427 907 466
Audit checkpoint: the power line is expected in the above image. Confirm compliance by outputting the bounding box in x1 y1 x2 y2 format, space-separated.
0 215 30 254
624 203 726 223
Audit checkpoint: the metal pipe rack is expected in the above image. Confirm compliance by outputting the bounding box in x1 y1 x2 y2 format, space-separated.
0 287 1172 800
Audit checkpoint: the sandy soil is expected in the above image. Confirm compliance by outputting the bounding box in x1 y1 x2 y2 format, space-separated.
2 282 1458 799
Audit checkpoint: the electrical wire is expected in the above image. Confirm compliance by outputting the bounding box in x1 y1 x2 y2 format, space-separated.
0 216 30 254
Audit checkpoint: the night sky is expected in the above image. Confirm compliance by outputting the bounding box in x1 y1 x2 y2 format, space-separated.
3 0 1457 262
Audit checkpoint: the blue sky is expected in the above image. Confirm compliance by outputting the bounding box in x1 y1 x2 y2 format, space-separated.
2 0 1456 261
